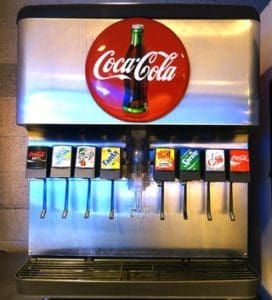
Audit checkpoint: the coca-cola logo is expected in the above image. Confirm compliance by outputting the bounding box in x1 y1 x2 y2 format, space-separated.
86 18 190 122
93 50 178 81
28 151 46 159
231 155 249 164
230 150 250 172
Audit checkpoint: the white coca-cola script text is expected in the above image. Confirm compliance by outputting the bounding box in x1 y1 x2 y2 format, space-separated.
93 50 179 81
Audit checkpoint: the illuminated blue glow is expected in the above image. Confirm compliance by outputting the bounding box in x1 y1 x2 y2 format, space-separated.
29 178 136 217
17 90 257 125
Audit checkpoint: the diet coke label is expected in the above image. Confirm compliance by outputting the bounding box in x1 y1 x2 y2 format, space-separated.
205 149 225 172
85 17 190 123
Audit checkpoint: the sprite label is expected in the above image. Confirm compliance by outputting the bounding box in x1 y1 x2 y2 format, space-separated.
180 148 200 171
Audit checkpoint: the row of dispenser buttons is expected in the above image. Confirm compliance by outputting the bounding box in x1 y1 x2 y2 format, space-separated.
27 146 250 182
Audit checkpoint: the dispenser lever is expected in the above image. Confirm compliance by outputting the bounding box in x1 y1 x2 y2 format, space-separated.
109 180 114 219
62 178 69 218
207 181 212 221
229 181 236 221
229 149 250 221
160 182 165 220
183 182 188 220
84 179 91 218
40 178 47 219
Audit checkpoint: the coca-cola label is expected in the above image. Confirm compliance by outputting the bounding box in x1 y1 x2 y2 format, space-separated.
205 149 225 172
155 148 175 171
86 18 190 122
230 149 250 172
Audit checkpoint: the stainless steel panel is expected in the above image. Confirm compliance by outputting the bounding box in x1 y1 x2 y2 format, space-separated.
28 179 248 257
17 18 259 125
28 140 249 257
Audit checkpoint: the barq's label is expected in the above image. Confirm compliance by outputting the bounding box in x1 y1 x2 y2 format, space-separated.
101 147 121 170
205 149 225 172
230 149 250 172
180 148 200 171
52 145 72 168
155 148 175 171
76 146 96 168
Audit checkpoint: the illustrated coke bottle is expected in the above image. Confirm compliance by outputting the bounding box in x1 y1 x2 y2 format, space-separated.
123 24 148 113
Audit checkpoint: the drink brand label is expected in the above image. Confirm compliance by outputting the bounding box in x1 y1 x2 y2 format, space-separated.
27 146 47 169
76 146 96 168
86 18 190 122
101 147 121 170
230 149 250 172
155 148 175 171
52 145 72 168
205 149 225 172
180 148 200 171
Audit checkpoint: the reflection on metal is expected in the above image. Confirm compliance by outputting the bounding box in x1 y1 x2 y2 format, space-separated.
28 178 248 257
26 129 249 257
17 18 259 125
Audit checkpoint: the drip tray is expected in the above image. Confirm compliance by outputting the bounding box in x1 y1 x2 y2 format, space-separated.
16 258 259 299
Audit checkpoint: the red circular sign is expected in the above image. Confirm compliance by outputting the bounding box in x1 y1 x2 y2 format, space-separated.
86 18 190 122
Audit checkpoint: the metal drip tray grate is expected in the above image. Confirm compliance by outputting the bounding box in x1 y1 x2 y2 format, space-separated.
16 258 259 298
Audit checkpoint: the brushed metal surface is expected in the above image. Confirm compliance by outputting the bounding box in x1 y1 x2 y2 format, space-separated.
28 178 248 257
17 17 259 125
28 138 249 257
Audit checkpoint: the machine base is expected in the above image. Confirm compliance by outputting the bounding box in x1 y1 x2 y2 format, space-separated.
16 257 259 299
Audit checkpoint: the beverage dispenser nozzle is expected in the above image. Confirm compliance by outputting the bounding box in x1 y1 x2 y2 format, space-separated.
229 149 250 222
205 149 226 222
26 146 50 219
74 146 97 218
100 147 122 219
127 128 149 217
154 148 176 220
50 145 73 219
179 148 201 220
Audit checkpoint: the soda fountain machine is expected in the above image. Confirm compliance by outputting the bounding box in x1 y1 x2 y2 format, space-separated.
16 4 260 299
